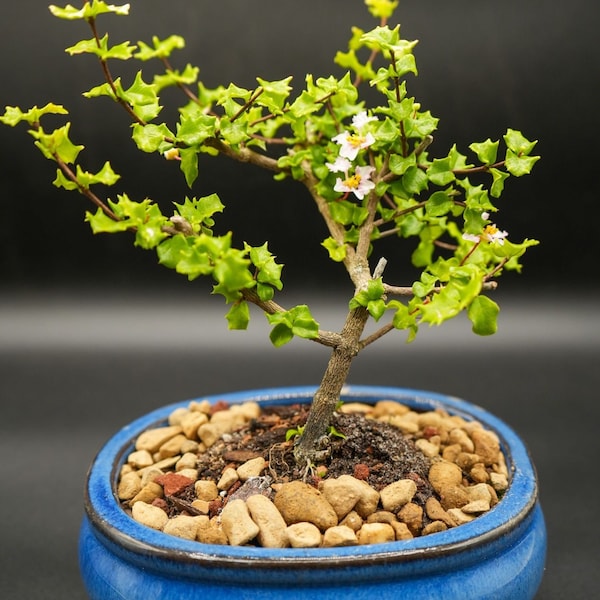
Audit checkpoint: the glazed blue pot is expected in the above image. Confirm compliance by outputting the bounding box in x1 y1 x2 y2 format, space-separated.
80 385 546 599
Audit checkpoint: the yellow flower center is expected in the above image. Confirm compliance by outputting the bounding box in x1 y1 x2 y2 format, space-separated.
346 134 366 148
343 173 362 189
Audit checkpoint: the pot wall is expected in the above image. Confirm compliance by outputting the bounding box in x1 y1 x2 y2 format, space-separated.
80 386 547 599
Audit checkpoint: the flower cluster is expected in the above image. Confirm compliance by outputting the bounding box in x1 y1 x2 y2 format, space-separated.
327 111 378 200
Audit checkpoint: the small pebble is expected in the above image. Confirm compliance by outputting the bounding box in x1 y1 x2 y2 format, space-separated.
321 526 358 547
286 522 322 548
131 501 168 530
357 522 395 545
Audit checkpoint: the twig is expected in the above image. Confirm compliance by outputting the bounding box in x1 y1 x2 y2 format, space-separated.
241 288 341 348
359 322 395 349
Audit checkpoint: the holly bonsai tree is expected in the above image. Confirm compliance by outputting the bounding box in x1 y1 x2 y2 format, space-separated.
1 0 539 469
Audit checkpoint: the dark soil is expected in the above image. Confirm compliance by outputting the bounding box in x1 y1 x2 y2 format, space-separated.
191 404 436 513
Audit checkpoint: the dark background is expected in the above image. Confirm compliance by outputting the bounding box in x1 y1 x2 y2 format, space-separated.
1 1 599 599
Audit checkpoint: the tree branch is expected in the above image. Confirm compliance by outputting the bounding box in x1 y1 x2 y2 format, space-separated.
241 288 341 348
359 321 395 349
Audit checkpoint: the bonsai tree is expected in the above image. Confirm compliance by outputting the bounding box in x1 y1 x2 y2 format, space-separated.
1 0 539 469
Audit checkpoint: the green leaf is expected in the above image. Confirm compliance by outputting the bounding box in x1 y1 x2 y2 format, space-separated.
267 305 319 346
367 299 387 321
83 80 119 101
269 323 294 347
90 161 121 185
349 278 386 319
64 161 120 189
402 166 429 194
132 123 174 152
389 153 416 176
365 0 399 19
373 118 399 145
322 237 347 262
256 77 293 113
134 35 185 60
505 150 540 177
418 264 483 326
468 295 499 336
122 72 161 121
0 103 68 126
179 147 199 187
388 299 418 341
469 139 499 165
213 251 255 293
334 49 376 84
490 168 510 198
49 1 130 20
361 25 418 57
174 194 224 231
30 123 84 163
176 111 217 146
288 90 322 118
248 243 284 290
289 306 320 339
153 64 199 92
225 301 250 330
425 191 453 217
86 207 129 234
52 169 79 191
503 129 537 155
66 35 136 60
412 271 438 298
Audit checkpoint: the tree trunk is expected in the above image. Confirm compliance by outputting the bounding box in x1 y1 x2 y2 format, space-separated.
293 305 369 466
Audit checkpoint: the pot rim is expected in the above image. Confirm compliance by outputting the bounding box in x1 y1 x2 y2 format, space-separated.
85 385 539 568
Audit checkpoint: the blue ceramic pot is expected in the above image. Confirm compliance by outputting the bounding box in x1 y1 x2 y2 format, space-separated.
80 386 546 599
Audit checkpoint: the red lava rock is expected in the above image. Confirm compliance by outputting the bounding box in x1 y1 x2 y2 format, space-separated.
423 426 439 439
208 498 223 518
155 473 195 496
210 400 229 415
227 480 242 496
353 463 370 480
151 498 169 512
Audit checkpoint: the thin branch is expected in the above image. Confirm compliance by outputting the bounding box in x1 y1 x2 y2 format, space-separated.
359 322 395 349
54 154 119 221
88 19 145 126
453 160 505 175
415 135 434 157
161 57 200 104
230 87 264 123
484 260 508 281
373 200 427 228
383 280 498 297
241 288 342 348
205 138 283 173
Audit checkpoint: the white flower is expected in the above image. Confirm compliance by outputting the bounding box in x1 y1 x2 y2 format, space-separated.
482 224 508 245
462 213 508 245
334 165 376 200
332 131 376 160
462 232 481 243
326 156 352 174
352 111 378 131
